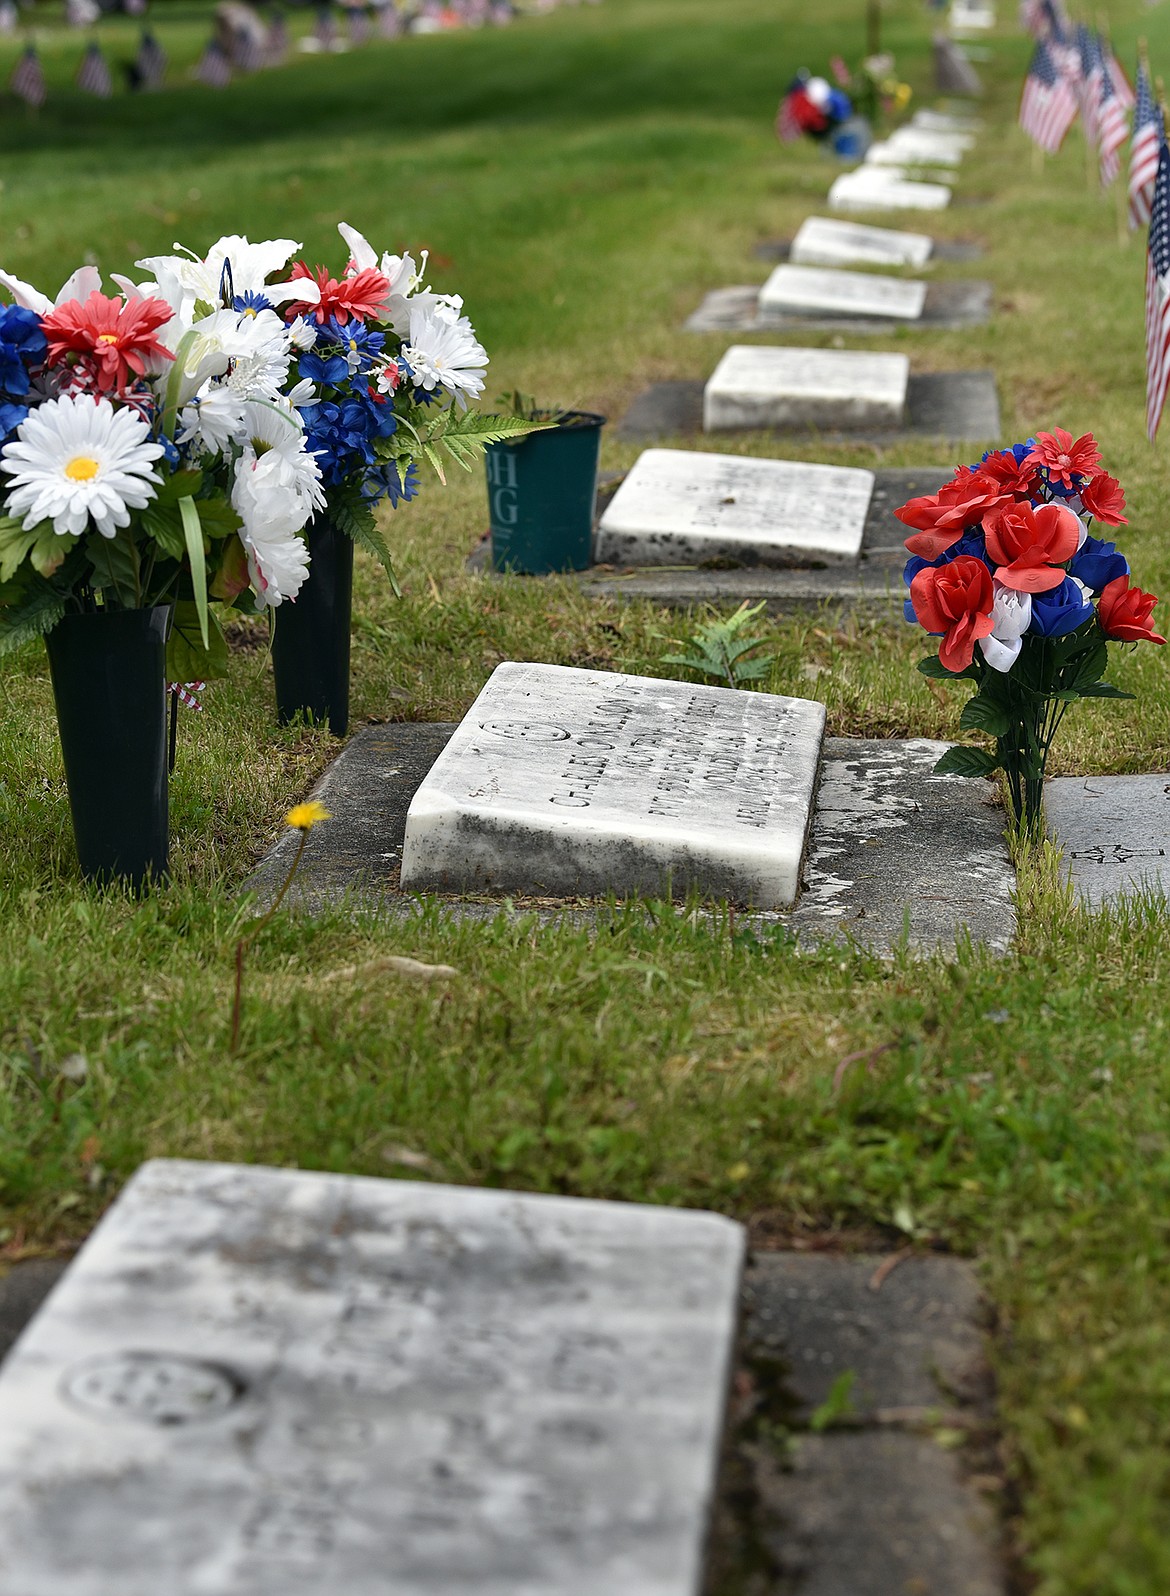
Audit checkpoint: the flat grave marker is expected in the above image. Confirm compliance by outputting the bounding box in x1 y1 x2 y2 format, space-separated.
911 108 982 133
1045 774 1170 906
865 140 960 171
400 663 826 909
703 345 910 432
0 1158 745 1596
829 169 952 212
594 449 874 568
757 263 927 322
888 126 974 157
790 216 935 269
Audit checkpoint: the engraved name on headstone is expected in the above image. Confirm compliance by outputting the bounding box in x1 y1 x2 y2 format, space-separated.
758 263 927 322
829 169 953 212
703 345 910 432
400 663 826 908
790 216 934 270
595 448 874 567
0 1158 746 1596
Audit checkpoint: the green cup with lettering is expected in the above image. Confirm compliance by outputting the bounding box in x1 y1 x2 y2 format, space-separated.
485 411 605 575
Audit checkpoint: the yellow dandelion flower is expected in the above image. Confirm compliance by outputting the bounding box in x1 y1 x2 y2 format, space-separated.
285 801 331 831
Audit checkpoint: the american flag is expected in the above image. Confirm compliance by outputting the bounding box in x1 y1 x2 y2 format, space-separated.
229 25 267 72
314 6 336 48
136 30 167 88
1078 25 1102 147
1145 135 1170 441
266 8 289 63
76 41 112 96
195 38 232 87
378 2 402 35
10 45 45 108
775 88 803 143
1096 50 1130 186
1020 40 1078 153
1130 62 1163 229
347 6 371 45
1104 45 1135 111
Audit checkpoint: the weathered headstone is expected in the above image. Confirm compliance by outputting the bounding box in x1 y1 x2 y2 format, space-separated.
0 1158 745 1596
595 449 874 568
950 0 996 33
1045 774 1170 906
790 216 934 269
757 263 927 322
911 108 981 134
865 142 958 173
888 126 974 157
400 663 826 908
829 168 952 212
703 345 910 432
933 32 983 96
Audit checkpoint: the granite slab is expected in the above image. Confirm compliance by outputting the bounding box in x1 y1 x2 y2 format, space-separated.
703 346 910 432
593 449 874 567
618 370 1000 446
756 264 927 322
684 278 992 334
0 1159 745 1596
790 216 935 269
1045 772 1170 906
830 170 953 212
399 663 826 909
246 723 1015 953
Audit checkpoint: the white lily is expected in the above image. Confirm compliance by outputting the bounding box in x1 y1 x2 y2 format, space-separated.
0 264 103 316
135 235 321 322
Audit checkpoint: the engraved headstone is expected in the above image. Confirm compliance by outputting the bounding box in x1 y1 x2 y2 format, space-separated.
703 345 910 432
1045 774 1170 906
790 216 934 270
888 126 974 157
829 169 952 212
595 449 874 568
933 33 983 96
400 663 826 908
0 1158 745 1596
870 135 963 168
758 264 927 322
911 108 981 134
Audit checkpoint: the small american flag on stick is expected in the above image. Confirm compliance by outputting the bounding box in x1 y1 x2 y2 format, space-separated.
347 6 371 46
1096 51 1130 187
1145 135 1170 440
314 6 336 49
266 8 289 63
195 38 232 87
76 40 112 97
10 44 45 108
229 26 267 72
1129 61 1162 229
1020 39 1078 153
137 29 167 88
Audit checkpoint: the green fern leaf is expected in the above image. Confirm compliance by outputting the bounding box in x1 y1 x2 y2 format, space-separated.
0 584 69 657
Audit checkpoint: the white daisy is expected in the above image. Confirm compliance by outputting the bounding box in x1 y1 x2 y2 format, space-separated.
244 528 311 610
0 393 163 539
178 387 247 457
402 302 488 408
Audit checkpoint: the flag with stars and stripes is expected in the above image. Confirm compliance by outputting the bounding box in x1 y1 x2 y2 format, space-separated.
1078 25 1102 147
136 30 167 88
1104 44 1134 111
266 9 289 63
347 6 371 45
76 41 112 96
10 45 45 107
1130 62 1163 229
1020 39 1078 153
1095 48 1130 186
229 25 267 72
314 6 336 48
195 38 232 87
1145 137 1170 440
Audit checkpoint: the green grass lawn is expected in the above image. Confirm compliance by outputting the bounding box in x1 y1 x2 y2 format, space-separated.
3 0 1170 1589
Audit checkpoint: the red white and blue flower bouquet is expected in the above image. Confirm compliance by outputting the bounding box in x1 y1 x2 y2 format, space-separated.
898 429 1165 835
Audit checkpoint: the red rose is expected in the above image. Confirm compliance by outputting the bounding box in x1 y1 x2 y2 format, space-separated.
983 501 1081 593
896 469 1016 561
1098 575 1166 644
909 555 995 673
1078 470 1128 526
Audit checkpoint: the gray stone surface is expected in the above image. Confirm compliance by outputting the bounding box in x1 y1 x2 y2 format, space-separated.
866 138 960 171
1045 773 1170 906
791 215 935 269
703 347 909 433
399 663 826 909
618 370 1000 446
757 264 928 321
889 125 975 157
912 107 982 133
934 31 984 95
830 168 952 212
791 737 1015 953
755 235 982 264
684 278 992 333
0 1158 745 1596
594 449 874 568
0 1261 68 1361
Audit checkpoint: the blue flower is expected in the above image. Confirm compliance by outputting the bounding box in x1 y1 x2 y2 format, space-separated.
903 528 992 590
1069 535 1128 594
299 349 350 388
300 389 397 486
361 459 420 509
233 291 274 317
0 399 28 439
1029 577 1095 637
0 303 46 400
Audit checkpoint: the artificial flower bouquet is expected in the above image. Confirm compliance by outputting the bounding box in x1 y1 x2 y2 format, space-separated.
899 428 1164 833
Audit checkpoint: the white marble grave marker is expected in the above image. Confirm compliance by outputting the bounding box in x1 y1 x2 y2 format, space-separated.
758 263 927 322
911 108 981 134
0 1158 746 1596
703 345 910 432
829 168 952 212
790 216 934 269
888 126 974 157
400 662 826 908
595 448 874 567
865 140 960 170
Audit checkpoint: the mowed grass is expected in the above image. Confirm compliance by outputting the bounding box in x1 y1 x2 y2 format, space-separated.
3 1 1170 1589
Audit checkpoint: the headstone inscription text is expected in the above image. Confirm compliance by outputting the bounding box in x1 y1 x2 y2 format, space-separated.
1045 774 1170 906
758 263 928 321
703 345 910 432
595 448 874 567
400 663 826 908
790 216 934 269
0 1159 746 1596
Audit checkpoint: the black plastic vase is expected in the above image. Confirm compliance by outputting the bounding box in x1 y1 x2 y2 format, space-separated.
485 412 606 575
270 518 354 739
45 605 172 891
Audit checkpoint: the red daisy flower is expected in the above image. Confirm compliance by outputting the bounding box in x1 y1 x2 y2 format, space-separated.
977 449 1042 499
1078 470 1128 526
1023 427 1102 490
41 291 174 394
285 262 390 325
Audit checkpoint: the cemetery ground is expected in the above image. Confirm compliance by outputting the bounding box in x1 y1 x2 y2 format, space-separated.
2 0 1170 1589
